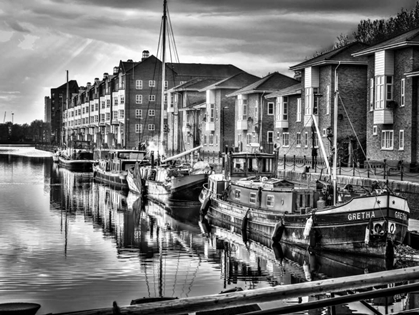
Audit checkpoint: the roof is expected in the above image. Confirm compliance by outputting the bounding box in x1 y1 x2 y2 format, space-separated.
226 72 299 97
352 29 419 57
53 80 79 91
290 42 369 71
265 83 302 98
167 62 244 78
169 78 222 92
198 72 260 92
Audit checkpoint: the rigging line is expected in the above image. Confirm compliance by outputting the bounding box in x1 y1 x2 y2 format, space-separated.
166 6 180 63
172 243 182 297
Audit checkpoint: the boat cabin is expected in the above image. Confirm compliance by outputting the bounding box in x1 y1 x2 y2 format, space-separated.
96 149 147 173
226 152 277 179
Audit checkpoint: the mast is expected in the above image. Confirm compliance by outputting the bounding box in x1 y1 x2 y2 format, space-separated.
332 63 340 205
64 70 69 147
159 0 167 157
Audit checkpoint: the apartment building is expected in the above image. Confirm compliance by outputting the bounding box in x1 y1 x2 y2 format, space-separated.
352 29 419 171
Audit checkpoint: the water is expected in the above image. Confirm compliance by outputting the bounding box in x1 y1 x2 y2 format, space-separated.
0 147 416 314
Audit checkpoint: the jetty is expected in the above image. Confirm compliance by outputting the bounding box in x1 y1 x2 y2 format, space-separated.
47 266 418 315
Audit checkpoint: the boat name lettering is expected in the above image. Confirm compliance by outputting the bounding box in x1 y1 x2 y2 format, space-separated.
394 211 408 221
347 211 375 221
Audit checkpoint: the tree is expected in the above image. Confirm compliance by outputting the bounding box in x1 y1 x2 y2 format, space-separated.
353 2 419 45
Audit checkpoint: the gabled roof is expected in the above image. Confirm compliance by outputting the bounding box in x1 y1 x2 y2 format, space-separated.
265 83 302 99
226 72 299 97
169 78 222 92
352 29 419 57
290 42 369 71
53 80 79 91
167 62 244 78
198 72 260 92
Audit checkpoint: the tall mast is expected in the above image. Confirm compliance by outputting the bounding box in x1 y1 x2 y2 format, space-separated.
332 64 340 205
64 70 69 147
159 0 167 156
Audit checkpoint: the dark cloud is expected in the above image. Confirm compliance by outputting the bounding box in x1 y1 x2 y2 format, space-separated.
4 20 31 33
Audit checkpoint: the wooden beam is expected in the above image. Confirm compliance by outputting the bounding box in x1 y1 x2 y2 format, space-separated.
50 266 419 315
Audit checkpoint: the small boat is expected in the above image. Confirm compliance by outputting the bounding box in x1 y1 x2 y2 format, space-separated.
199 150 410 259
58 140 95 172
131 145 210 203
93 149 147 190
0 302 41 315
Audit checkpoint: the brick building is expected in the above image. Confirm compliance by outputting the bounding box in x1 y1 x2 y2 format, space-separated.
288 42 369 167
227 72 299 153
352 29 419 171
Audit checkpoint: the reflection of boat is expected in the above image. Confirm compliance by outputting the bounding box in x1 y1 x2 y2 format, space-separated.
58 140 95 172
93 149 147 190
200 150 410 258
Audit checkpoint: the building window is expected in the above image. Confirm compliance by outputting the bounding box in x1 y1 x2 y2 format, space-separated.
249 192 256 204
267 102 274 115
282 97 288 120
148 124 155 131
119 110 124 119
369 78 374 111
242 99 248 120
267 131 273 144
373 125 377 135
106 99 111 108
246 133 252 144
276 98 281 121
326 85 330 115
149 95 155 101
209 133 214 145
106 113 111 121
95 115 99 122
203 135 207 145
148 109 155 116
375 75 393 109
135 124 142 133
313 89 319 115
296 132 301 147
113 111 118 120
136 80 143 90
101 101 105 109
209 104 215 122
164 81 168 89
304 88 311 115
266 195 274 207
296 98 302 122
381 130 394 150
95 103 99 111
401 79 405 107
322 128 327 137
304 132 308 147
282 133 289 147
136 95 143 104
149 80 155 87
399 130 404 150
114 97 118 105
120 96 124 104
135 109 142 119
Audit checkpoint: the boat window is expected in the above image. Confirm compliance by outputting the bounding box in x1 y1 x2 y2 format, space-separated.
234 189 241 199
250 192 256 204
233 159 245 173
248 159 259 172
267 195 274 207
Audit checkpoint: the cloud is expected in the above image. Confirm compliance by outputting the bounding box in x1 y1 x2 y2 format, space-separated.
0 0 417 124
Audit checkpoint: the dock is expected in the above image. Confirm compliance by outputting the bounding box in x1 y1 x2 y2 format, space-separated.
46 266 419 315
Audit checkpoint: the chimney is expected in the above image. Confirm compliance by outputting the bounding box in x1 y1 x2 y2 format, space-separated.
142 50 150 61
94 78 100 85
127 59 133 63
113 66 119 75
86 82 92 88
103 72 109 80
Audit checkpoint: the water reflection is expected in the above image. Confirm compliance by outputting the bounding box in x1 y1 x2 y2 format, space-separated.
0 152 417 314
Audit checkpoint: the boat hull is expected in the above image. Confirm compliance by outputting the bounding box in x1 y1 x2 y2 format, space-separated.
204 192 409 258
93 166 128 189
145 174 208 203
58 157 93 172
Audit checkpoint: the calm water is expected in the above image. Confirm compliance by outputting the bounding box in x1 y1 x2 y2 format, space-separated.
0 147 416 314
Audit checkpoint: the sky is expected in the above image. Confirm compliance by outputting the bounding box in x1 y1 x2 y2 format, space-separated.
0 0 417 125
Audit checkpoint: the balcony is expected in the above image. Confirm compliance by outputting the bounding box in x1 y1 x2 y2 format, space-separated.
275 120 288 129
373 108 393 125
205 121 215 131
236 120 247 130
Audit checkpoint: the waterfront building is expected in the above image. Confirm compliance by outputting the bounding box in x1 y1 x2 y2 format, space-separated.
227 72 299 153
50 80 79 145
197 72 260 155
281 42 370 167
352 29 419 171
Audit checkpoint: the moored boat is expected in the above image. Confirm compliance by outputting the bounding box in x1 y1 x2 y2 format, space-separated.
93 149 147 190
58 140 95 172
131 146 211 203
199 151 410 259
